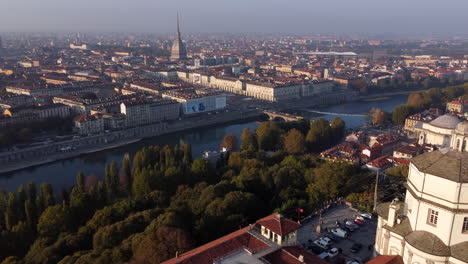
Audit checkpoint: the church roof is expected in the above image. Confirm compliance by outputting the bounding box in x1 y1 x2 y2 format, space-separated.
429 114 460 129
451 242 468 263
405 231 450 256
455 121 468 134
410 150 468 183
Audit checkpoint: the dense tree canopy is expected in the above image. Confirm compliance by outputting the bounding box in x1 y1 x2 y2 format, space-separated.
283 129 305 154
0 115 396 264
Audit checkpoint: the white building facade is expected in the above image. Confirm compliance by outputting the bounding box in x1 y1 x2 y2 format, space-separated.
415 114 468 151
375 149 468 264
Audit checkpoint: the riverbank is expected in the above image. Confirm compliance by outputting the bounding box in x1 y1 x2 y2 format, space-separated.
0 110 262 174
358 89 423 101
0 138 143 174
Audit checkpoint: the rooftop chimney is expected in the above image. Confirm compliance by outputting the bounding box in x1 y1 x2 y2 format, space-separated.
275 213 283 220
387 198 400 227
298 254 304 263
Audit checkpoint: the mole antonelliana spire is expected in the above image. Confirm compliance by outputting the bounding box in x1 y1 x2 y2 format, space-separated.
170 13 187 61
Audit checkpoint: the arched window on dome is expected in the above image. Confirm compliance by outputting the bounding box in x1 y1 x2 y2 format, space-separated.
457 139 461 150
463 139 467 152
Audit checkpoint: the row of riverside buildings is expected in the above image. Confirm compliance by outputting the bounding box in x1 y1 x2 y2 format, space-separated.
1 82 226 135
176 69 337 102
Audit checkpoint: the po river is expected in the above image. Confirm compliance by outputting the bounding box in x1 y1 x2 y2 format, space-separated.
0 94 408 193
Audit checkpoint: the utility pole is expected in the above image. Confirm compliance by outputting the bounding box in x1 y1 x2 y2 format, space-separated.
373 170 380 212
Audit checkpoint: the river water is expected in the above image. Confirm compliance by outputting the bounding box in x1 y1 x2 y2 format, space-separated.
0 94 408 193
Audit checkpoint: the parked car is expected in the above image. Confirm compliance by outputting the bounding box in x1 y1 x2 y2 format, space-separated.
350 243 362 253
308 244 325 254
328 248 339 258
331 228 348 238
346 261 359 264
353 218 364 226
360 212 372 219
345 220 359 229
318 252 330 260
353 257 363 264
320 236 333 245
326 232 341 241
355 215 366 222
342 226 354 233
314 238 332 249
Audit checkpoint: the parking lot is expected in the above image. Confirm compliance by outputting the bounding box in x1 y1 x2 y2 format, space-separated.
297 204 377 263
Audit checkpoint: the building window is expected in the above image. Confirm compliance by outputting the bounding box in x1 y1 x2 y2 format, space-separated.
427 209 438 226
463 217 468 233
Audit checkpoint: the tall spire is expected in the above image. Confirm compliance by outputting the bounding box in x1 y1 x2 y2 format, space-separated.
177 12 181 39
170 12 187 61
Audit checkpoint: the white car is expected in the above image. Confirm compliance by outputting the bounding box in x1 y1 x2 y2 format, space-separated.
320 236 332 245
360 212 372 219
313 239 329 249
355 215 366 222
331 228 348 238
328 248 339 258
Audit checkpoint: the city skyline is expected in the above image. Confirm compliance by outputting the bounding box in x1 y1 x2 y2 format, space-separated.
2 0 468 35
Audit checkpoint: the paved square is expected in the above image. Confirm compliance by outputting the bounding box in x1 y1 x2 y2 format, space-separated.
297 204 377 263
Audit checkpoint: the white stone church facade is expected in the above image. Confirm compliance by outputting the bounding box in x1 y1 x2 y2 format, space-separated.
375 149 468 264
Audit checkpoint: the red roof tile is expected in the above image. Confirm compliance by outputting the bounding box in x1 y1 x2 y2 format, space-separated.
366 255 404 264
263 246 330 264
257 213 302 237
161 226 269 264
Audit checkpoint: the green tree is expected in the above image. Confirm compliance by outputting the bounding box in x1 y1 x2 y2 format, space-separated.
427 87 443 106
27 182 37 204
385 164 409 178
76 172 85 192
37 204 69 238
105 161 120 201
133 168 153 199
407 91 431 110
256 121 281 151
97 181 107 206
25 199 38 229
39 183 55 210
17 184 26 221
240 127 257 152
182 144 193 165
331 117 346 143
5 192 19 230
306 118 332 152
392 105 412 125
371 108 389 125
283 129 305 154
134 227 194 264
121 155 132 194
191 158 214 183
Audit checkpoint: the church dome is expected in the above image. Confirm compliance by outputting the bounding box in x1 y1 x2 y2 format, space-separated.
455 121 468 134
429 114 461 129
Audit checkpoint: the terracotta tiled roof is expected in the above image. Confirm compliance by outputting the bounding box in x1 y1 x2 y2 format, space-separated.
263 246 329 264
257 213 301 237
366 255 404 264
161 226 269 264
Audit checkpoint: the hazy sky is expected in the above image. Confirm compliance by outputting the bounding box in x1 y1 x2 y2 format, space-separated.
1 0 467 34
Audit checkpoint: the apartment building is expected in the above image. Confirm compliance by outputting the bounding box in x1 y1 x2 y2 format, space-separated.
120 99 180 127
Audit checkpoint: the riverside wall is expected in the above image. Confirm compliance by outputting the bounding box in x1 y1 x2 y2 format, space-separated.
0 110 261 174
